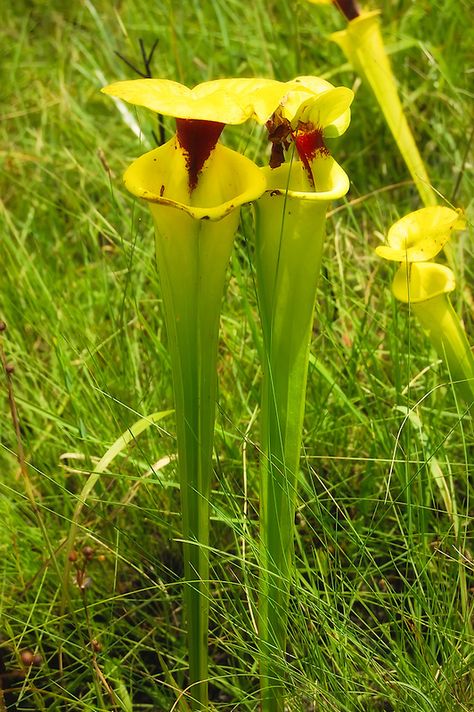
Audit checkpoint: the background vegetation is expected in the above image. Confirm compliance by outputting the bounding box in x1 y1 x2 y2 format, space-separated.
1 0 472 709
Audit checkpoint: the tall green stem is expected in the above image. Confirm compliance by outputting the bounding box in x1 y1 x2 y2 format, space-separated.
413 296 474 404
150 205 239 708
121 135 266 709
254 158 348 711
393 262 474 405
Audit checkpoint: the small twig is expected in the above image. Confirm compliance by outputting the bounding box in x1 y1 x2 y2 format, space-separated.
0 322 27 482
139 38 149 74
114 51 148 78
139 37 159 78
0 685 7 712
147 38 160 70
114 38 166 145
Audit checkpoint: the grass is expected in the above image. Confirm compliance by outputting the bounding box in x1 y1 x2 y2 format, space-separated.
1 0 473 710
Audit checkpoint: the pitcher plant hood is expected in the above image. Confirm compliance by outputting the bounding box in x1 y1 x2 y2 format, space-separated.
376 207 466 262
101 76 345 127
262 82 353 191
101 76 349 212
101 78 292 217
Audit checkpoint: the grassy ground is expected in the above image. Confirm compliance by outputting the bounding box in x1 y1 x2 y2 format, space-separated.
1 0 473 710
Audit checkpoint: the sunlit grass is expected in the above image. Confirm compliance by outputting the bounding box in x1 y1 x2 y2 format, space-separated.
1 0 473 710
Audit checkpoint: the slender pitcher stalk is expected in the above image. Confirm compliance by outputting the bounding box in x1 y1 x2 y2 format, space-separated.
128 142 265 709
102 80 267 701
392 262 474 404
330 10 437 207
254 156 349 711
151 204 239 706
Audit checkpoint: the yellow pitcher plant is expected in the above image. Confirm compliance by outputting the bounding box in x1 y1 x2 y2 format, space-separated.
307 0 437 207
376 207 473 404
392 262 474 404
102 78 268 710
102 76 326 709
252 78 353 711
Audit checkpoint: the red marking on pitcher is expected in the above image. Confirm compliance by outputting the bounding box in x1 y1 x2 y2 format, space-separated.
175 118 225 191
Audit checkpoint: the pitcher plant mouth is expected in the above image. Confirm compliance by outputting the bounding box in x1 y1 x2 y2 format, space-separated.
102 78 270 205
262 83 353 195
261 155 349 200
123 137 267 220
264 84 353 176
392 262 456 304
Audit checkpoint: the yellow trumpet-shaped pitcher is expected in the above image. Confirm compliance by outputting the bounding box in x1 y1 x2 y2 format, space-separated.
393 262 474 404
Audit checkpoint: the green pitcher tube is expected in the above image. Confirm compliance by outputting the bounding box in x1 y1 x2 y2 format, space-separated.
254 155 349 711
392 262 474 404
102 75 272 708
330 10 437 207
125 138 266 709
